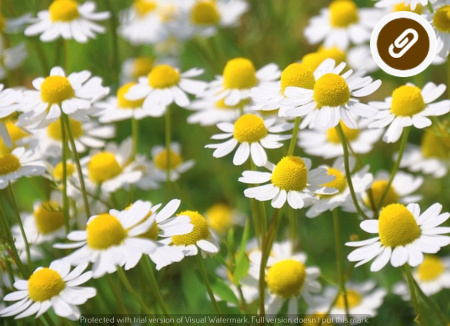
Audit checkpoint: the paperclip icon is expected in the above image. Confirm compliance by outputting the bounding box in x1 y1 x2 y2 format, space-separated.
388 28 419 58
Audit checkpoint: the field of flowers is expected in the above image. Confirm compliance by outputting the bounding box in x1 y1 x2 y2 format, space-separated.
0 0 449 325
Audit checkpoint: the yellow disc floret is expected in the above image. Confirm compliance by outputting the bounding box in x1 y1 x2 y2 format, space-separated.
40 76 75 104
117 83 145 109
271 156 308 191
223 58 257 89
336 289 362 308
391 85 425 117
87 213 127 249
134 0 157 16
215 98 250 110
47 117 83 141
329 0 359 28
433 5 450 32
88 152 122 184
420 129 450 159
417 255 445 281
132 57 154 79
326 121 359 144
49 0 80 22
190 0 220 25
321 167 347 195
364 180 399 208
302 47 346 71
0 153 21 175
313 73 350 108
206 203 233 234
172 210 210 245
154 149 182 170
53 162 76 180
393 3 423 14
28 268 65 302
280 63 315 94
33 201 65 234
266 259 306 298
378 204 421 247
148 64 180 89
233 114 268 143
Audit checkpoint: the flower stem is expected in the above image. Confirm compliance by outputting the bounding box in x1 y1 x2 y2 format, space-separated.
117 267 154 315
59 115 70 234
102 0 120 86
287 117 300 156
404 264 425 326
413 278 448 326
64 40 70 72
196 252 222 316
165 107 172 199
106 274 130 316
131 117 139 160
447 56 450 98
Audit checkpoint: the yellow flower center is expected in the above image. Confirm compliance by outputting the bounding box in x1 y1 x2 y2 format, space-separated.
417 255 445 281
206 203 233 234
190 0 220 25
49 0 80 22
40 76 75 104
117 83 145 109
215 98 250 110
266 259 306 298
87 213 127 249
378 204 421 247
313 73 350 108
148 64 180 89
364 180 399 208
28 268 65 302
433 5 450 32
33 201 65 234
336 289 362 308
223 58 257 90
53 162 76 180
153 149 182 170
320 167 347 197
326 121 359 144
233 114 268 143
158 4 178 22
271 156 308 191
88 152 122 184
329 0 359 28
132 57 154 79
0 120 29 154
302 47 346 71
0 153 21 175
134 0 157 16
391 85 425 117
46 117 83 141
172 210 210 245
124 204 158 240
420 130 450 159
393 3 423 14
280 63 315 94
0 15 5 33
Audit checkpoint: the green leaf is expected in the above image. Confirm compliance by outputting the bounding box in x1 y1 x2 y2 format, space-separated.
211 278 239 306
233 253 249 284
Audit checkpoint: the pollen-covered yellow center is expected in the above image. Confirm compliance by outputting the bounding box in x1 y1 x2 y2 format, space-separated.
132 57 154 79
206 203 233 234
320 168 347 196
378 204 421 247
417 255 445 281
172 210 210 245
0 121 29 154
49 0 80 22
153 149 182 170
302 47 346 71
329 0 359 27
0 153 21 175
420 130 450 159
40 76 75 104
28 268 65 302
87 214 127 249
266 259 306 298
33 201 65 234
280 63 315 94
393 3 423 14
134 0 157 16
326 121 359 144
271 156 308 191
117 83 145 109
433 5 450 32
215 98 250 110
336 289 362 308
190 0 220 25
313 73 350 108
233 114 267 143
148 64 180 89
88 152 122 184
223 58 257 90
391 85 425 117
53 162 76 180
47 118 83 141
364 180 399 208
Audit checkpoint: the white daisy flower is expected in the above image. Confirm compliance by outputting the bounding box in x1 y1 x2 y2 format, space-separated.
0 13 31 34
283 59 381 129
186 98 249 126
0 120 30 154
54 201 160 278
24 0 110 43
125 64 207 116
0 41 27 81
0 147 45 189
204 57 280 106
150 143 194 182
304 0 383 50
205 114 292 167
0 260 96 320
18 66 109 129
121 56 154 83
426 1 450 56
346 202 450 272
368 82 450 143
306 157 373 218
205 202 245 236
0 85 22 148
129 154 160 191
298 120 383 159
376 0 437 11
239 156 338 209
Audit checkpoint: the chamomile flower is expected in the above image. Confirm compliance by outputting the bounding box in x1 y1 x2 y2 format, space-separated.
0 85 22 148
375 0 427 12
125 64 207 116
0 120 30 155
130 154 160 190
205 203 245 235
368 82 450 143
426 1 450 56
0 260 96 320
0 147 45 189
283 59 381 129
205 114 292 167
150 143 194 182
187 98 249 126
0 41 27 81
204 57 280 106
346 202 450 272
304 0 383 50
54 201 159 278
239 156 337 209
121 56 154 83
24 0 110 43
18 66 109 129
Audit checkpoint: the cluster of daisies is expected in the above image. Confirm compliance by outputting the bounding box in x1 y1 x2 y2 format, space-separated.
0 0 449 323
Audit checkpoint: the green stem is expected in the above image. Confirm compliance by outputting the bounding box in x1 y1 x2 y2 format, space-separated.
196 253 222 316
64 39 70 72
117 267 154 315
165 107 172 199
249 161 265 244
31 40 49 74
102 0 120 86
42 313 56 326
288 207 296 247
413 278 448 326
106 274 130 316
287 117 301 156
428 2 434 13
131 117 139 160
404 265 425 326
447 56 450 98
59 116 70 234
